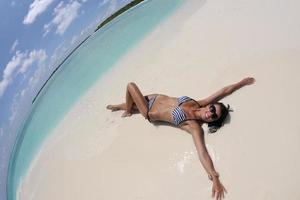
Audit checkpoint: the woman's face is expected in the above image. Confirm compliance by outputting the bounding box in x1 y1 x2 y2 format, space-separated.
201 104 222 122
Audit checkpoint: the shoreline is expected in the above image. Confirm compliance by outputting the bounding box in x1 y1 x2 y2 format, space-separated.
17 0 300 199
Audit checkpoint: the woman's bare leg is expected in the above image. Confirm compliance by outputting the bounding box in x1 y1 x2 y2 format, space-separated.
122 82 148 118
107 94 157 112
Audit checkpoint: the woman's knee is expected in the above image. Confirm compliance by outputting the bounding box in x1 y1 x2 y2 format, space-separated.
127 82 136 87
127 82 138 91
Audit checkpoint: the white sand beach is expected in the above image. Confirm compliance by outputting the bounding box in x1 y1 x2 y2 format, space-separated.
18 0 300 199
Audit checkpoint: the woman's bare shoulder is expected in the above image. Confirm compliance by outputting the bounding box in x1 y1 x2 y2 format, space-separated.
197 99 209 107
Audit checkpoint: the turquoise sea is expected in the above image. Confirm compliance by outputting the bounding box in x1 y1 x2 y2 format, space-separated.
6 0 185 199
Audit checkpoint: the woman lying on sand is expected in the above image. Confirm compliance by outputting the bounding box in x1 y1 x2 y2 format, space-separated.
107 77 255 200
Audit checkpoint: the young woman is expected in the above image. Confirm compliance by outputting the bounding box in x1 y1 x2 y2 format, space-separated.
107 77 255 200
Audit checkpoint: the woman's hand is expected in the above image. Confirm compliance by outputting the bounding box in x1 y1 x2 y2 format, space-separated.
240 77 255 86
212 179 227 200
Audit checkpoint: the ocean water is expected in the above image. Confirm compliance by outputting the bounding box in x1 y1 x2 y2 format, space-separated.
6 0 185 199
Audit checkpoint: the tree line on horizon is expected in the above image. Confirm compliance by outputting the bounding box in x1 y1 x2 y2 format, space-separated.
95 0 145 32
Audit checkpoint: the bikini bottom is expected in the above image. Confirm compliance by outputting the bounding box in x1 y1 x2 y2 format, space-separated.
145 95 158 122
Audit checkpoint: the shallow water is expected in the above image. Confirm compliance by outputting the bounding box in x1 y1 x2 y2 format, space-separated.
6 0 185 199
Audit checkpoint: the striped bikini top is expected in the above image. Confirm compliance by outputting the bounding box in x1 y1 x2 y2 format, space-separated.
171 96 200 126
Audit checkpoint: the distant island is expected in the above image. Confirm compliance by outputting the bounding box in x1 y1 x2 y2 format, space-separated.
95 0 145 32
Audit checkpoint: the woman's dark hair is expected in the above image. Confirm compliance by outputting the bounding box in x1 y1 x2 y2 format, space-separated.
207 102 230 133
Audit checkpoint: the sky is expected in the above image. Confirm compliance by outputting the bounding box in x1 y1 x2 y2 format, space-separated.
0 0 132 197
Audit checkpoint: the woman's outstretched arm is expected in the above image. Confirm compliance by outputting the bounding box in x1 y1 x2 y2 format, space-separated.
182 122 227 200
199 77 255 106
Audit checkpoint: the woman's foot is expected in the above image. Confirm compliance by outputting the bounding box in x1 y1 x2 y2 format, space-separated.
107 104 132 117
106 105 121 111
121 111 132 117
